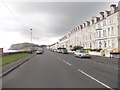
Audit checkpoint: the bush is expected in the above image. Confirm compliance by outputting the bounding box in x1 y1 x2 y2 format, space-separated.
72 46 83 51
84 48 92 51
84 48 102 52
90 49 102 52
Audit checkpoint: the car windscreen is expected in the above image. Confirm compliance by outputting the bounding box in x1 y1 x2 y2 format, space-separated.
76 50 86 53
63 49 67 51
79 50 86 53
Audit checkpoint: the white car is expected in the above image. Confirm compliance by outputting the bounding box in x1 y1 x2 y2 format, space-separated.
36 50 43 54
74 50 91 58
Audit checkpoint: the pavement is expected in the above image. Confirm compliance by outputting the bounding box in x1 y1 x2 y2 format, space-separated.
2 50 119 89
1 53 36 76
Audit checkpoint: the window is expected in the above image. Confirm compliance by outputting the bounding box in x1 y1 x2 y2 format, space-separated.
85 36 87 40
99 41 102 49
104 41 107 48
111 27 114 35
94 33 96 38
83 44 84 47
108 40 111 47
90 43 92 48
99 31 101 38
103 21 106 26
112 40 115 48
90 33 91 39
77 37 79 42
103 30 106 37
108 27 110 35
109 19 111 24
109 18 113 24
117 26 120 34
96 32 98 38
98 23 101 28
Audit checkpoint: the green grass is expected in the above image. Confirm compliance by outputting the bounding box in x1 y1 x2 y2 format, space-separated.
0 53 31 66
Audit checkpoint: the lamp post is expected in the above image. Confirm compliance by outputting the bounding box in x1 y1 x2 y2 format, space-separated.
30 29 32 53
30 29 32 43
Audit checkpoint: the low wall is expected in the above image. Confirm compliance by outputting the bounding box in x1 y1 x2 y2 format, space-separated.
110 52 120 58
68 51 74 54
0 48 3 56
89 51 101 56
3 51 31 56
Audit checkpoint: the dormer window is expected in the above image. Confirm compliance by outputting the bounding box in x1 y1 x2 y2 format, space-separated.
104 11 110 18
86 21 90 26
80 25 83 29
83 23 86 27
110 4 116 14
100 12 105 19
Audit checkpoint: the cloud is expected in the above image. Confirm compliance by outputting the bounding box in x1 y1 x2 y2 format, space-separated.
0 1 114 47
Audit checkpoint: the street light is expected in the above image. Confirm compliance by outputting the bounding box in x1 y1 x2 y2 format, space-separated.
30 29 32 43
30 29 32 53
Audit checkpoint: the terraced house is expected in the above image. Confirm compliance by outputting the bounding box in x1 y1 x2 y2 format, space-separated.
49 2 120 56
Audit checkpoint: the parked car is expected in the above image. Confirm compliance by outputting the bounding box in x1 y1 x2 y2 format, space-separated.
74 50 91 58
53 49 57 52
61 49 68 54
57 49 62 53
57 48 67 53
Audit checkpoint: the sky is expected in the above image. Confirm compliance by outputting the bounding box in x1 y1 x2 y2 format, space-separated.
0 0 118 50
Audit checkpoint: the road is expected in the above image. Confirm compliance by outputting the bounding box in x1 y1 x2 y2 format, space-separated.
2 50 118 89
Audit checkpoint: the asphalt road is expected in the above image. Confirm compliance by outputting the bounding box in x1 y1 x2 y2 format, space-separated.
2 50 118 89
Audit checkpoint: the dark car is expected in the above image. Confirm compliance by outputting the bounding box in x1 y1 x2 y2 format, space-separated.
61 49 68 54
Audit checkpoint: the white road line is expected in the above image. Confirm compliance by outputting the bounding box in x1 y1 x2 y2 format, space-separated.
82 59 118 70
62 60 72 66
55 55 72 66
98 63 102 65
77 69 114 90
56 57 62 60
106 65 111 67
94 62 97 63
113 67 118 70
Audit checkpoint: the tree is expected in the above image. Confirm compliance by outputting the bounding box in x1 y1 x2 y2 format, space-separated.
72 46 83 51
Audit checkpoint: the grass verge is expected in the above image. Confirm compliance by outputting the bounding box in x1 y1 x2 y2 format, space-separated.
0 53 31 66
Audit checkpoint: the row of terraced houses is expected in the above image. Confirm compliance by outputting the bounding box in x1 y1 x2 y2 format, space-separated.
48 2 120 56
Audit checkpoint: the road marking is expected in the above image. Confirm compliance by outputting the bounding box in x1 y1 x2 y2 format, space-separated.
80 59 118 70
98 63 102 65
62 60 72 66
77 69 114 90
55 55 72 66
113 67 118 70
105 64 111 67
94 62 97 64
56 57 62 60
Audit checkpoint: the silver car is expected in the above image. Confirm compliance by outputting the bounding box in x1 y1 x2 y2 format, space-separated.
74 50 91 58
36 49 43 54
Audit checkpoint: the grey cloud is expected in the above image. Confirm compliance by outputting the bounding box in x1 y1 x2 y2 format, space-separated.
4 2 113 44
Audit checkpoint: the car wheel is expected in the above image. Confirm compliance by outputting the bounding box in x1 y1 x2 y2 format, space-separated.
79 55 81 58
75 55 78 58
88 57 91 59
